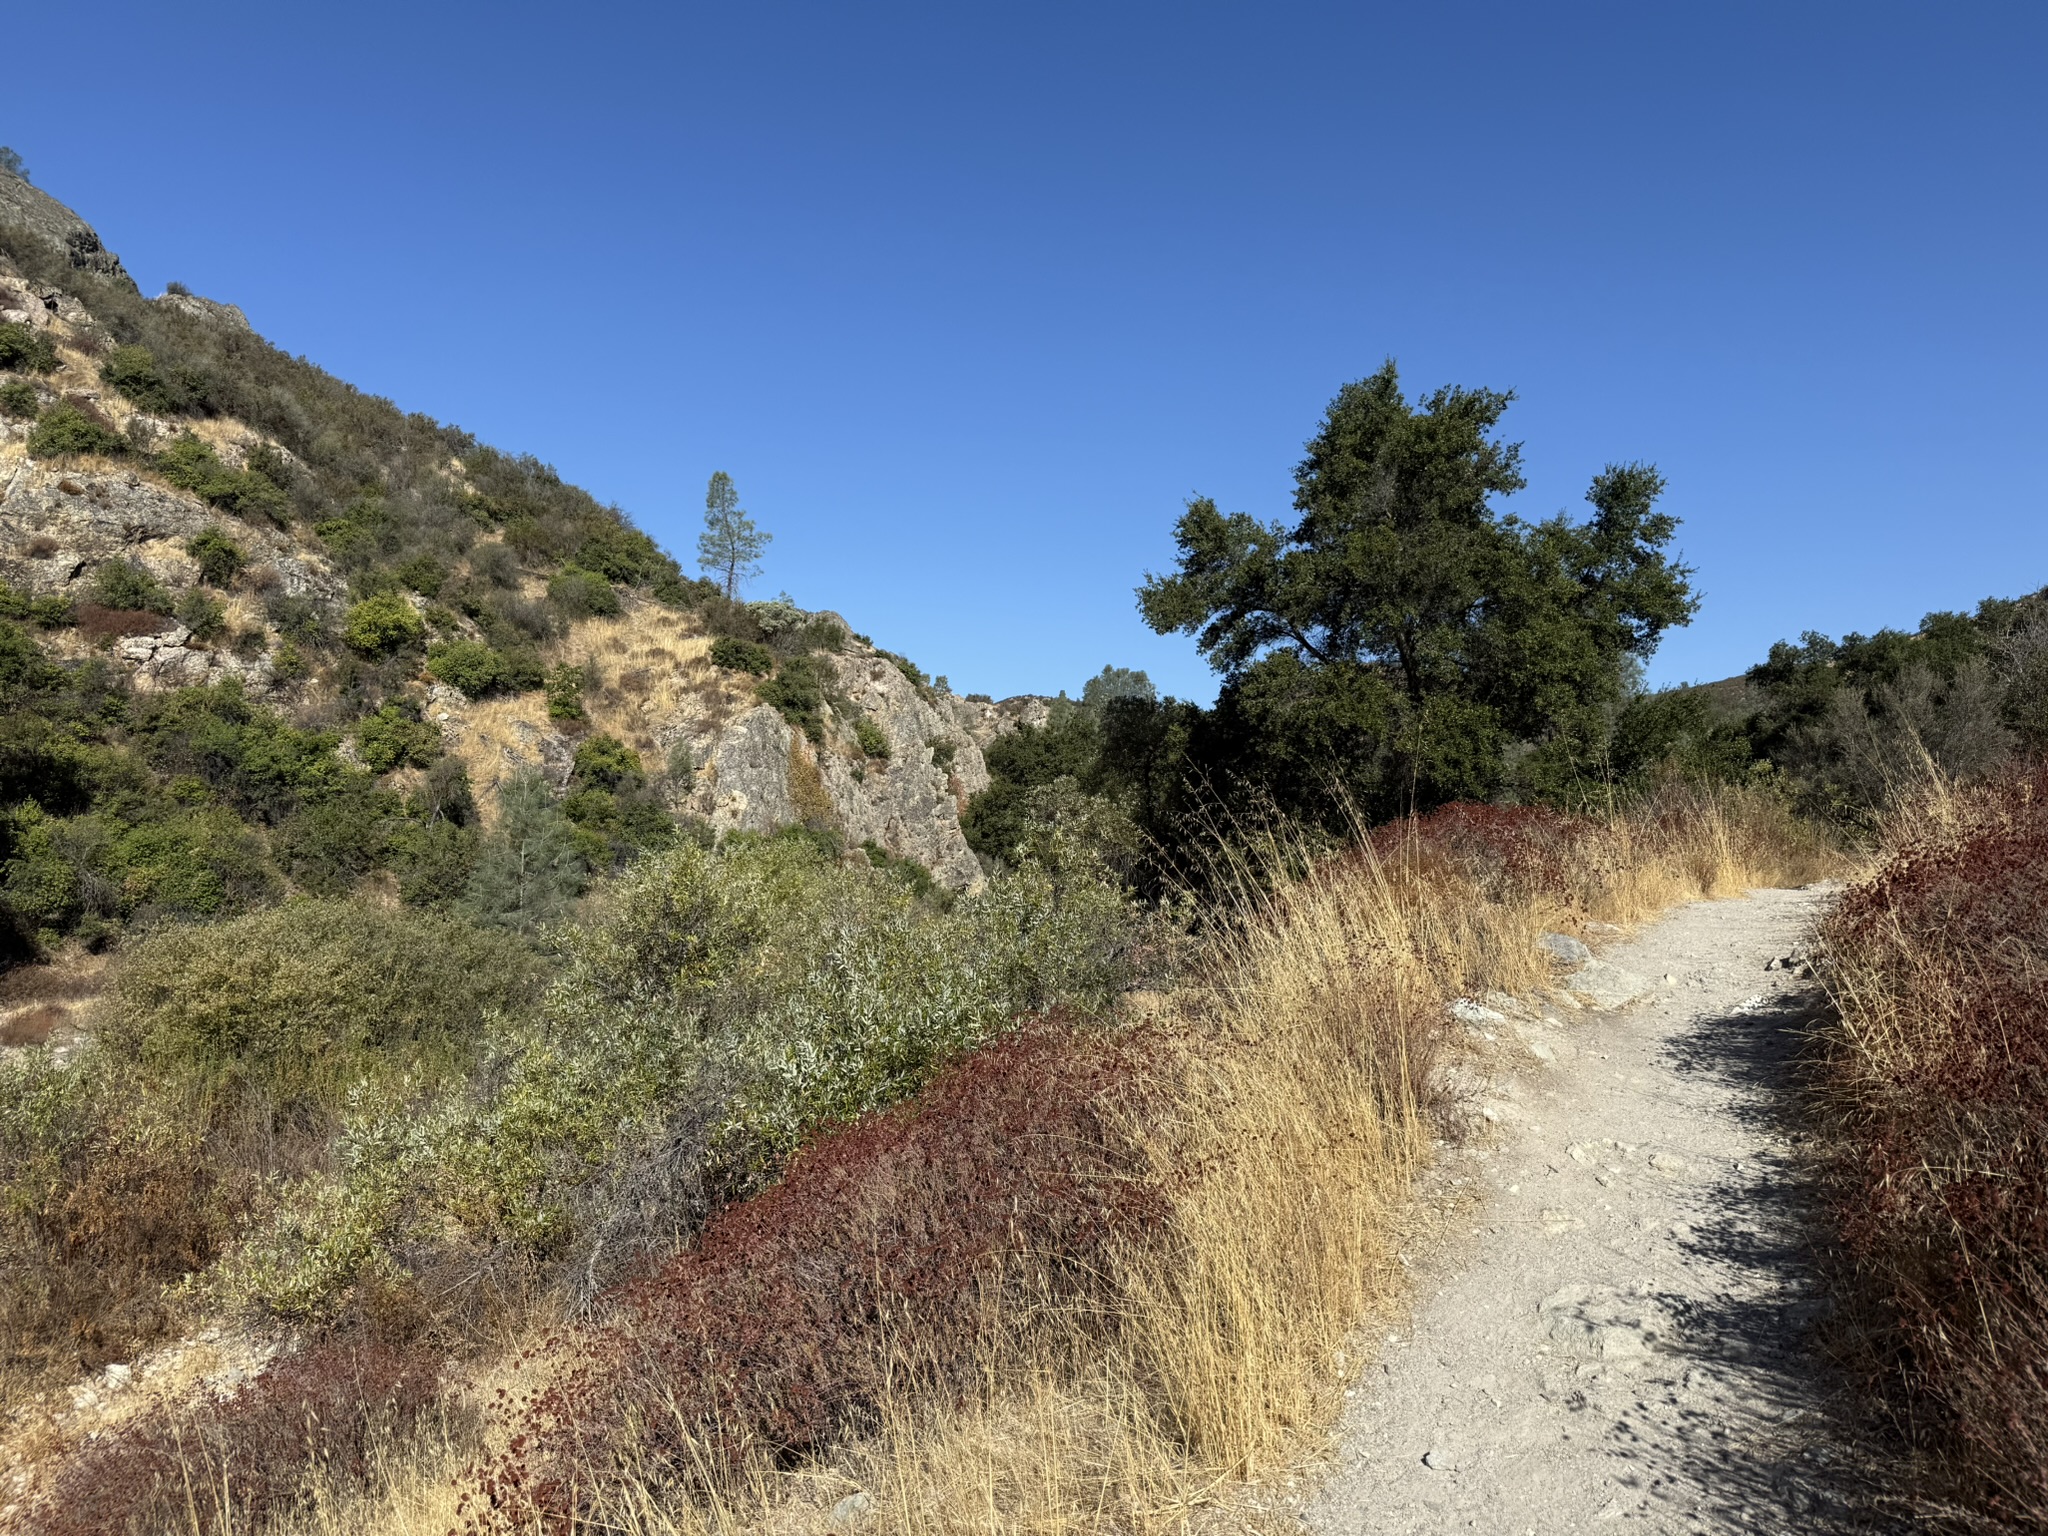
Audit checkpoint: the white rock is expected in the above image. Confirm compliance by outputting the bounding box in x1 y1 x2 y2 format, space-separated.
1539 932 1592 967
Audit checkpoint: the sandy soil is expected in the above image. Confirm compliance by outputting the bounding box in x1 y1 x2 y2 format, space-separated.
1305 885 1876 1534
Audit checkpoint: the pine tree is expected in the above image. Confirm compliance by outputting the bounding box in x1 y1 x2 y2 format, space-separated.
697 471 771 601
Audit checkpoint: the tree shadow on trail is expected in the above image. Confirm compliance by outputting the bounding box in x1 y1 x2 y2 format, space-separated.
1619 990 1899 1532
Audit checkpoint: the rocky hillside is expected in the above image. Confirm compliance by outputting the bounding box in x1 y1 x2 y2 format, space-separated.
0 171 1036 897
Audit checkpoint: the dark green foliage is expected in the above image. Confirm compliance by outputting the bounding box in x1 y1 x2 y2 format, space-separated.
547 565 620 620
545 663 587 721
463 771 589 931
1137 362 1695 828
891 655 929 689
27 402 123 458
397 554 446 597
757 655 828 742
91 559 173 615
185 526 245 587
0 581 75 628
0 321 57 374
129 681 355 824
854 715 889 759
710 636 774 675
355 703 442 773
0 378 38 418
153 436 290 526
0 146 24 181
342 592 424 656
861 839 939 902
425 639 509 697
1742 591 2046 824
274 783 398 895
100 345 191 415
560 736 676 872
174 589 227 642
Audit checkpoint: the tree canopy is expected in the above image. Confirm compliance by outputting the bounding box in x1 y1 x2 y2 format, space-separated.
697 471 770 601
1137 360 1696 822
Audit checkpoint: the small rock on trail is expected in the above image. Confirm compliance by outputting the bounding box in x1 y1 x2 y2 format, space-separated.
1306 885 1870 1534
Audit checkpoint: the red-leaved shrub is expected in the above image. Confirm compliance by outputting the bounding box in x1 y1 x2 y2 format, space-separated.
1819 765 2048 1526
31 1342 444 1536
465 1021 1169 1531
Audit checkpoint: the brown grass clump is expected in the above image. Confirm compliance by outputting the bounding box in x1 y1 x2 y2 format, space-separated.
1814 764 2048 1529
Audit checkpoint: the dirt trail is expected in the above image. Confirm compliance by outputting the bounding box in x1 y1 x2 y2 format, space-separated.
1306 885 1869 1534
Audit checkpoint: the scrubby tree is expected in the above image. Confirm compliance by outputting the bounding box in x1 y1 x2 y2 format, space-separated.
697 471 770 601
0 147 26 183
1137 361 1696 822
464 772 588 931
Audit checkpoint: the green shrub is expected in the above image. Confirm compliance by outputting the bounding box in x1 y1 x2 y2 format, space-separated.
854 715 890 759
0 321 57 374
571 735 643 789
342 593 424 656
547 565 621 620
424 639 506 697
156 436 289 526
102 899 539 1111
397 555 446 597
0 378 38 419
273 783 397 894
185 526 245 587
174 588 227 641
27 403 123 459
892 655 929 689
709 636 773 675
545 663 587 721
92 560 173 614
929 737 957 770
757 655 828 742
0 582 74 628
101 345 183 413
355 704 442 773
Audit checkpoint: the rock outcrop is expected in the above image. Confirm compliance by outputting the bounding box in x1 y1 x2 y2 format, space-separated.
0 169 130 285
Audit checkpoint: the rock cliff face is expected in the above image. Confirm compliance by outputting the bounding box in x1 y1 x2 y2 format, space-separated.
0 183 1025 890
0 170 129 285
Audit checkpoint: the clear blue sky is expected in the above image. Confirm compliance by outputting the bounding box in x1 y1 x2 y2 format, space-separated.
7 2 2043 702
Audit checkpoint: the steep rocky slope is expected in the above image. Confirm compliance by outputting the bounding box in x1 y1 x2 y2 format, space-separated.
0 175 1031 891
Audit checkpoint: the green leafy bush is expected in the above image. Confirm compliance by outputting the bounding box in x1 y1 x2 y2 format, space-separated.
100 345 184 413
854 714 889 759
0 581 74 628
355 704 442 773
756 654 828 742
102 899 539 1111
174 588 227 641
91 559 173 615
397 554 446 597
547 565 621 620
342 593 424 656
185 526 245 587
0 321 57 373
156 435 289 526
545 662 587 721
0 378 38 419
424 639 506 696
709 636 773 675
27 403 123 459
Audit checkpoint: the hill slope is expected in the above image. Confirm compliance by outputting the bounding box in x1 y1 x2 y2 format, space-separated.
0 170 1014 938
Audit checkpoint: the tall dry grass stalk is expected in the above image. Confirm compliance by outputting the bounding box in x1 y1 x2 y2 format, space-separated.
225 785 1839 1536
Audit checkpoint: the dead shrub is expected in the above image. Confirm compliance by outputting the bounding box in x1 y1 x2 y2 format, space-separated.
30 1341 448 1536
1816 764 2048 1527
73 602 167 640
465 1024 1171 1529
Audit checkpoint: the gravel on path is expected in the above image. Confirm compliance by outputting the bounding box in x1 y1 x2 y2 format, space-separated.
1304 885 1872 1535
